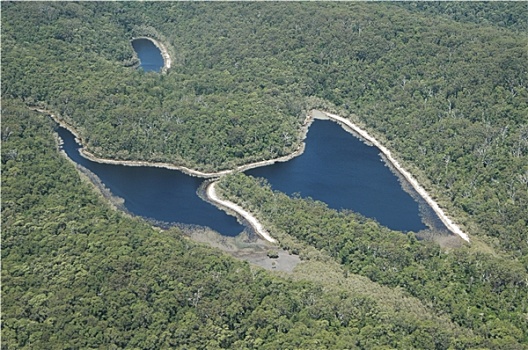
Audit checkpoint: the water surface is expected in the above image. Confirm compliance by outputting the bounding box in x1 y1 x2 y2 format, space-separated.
131 38 164 72
58 127 245 236
58 119 445 236
247 120 429 232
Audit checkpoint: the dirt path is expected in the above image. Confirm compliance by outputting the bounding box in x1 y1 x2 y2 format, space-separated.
313 110 470 242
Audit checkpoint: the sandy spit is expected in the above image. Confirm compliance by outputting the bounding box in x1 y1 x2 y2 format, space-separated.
313 110 470 242
206 181 277 244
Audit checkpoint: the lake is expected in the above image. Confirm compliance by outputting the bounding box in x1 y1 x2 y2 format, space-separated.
248 120 434 232
57 127 245 236
57 119 447 237
131 38 164 72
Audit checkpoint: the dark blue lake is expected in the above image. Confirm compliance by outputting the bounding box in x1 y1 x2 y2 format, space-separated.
57 127 244 236
57 119 446 237
248 120 431 232
131 38 164 72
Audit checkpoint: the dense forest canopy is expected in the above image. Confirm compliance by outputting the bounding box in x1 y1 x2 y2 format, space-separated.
2 2 527 348
0 97 490 349
2 96 526 349
217 172 528 347
2 2 527 257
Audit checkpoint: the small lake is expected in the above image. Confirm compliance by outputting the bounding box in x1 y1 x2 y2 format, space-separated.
57 119 447 237
58 127 245 236
131 38 164 72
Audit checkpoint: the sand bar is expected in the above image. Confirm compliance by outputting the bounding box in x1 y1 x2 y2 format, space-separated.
206 181 277 244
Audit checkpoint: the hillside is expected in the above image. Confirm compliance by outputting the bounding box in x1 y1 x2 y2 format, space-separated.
2 96 487 350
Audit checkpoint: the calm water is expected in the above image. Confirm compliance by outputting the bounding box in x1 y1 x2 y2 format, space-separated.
248 120 429 232
131 38 164 72
57 128 245 236
57 119 446 236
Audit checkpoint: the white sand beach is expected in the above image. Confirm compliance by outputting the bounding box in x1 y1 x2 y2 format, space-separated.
313 110 470 242
206 181 277 244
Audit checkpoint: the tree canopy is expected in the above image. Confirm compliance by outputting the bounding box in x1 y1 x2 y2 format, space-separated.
2 96 494 349
2 2 527 348
2 2 526 256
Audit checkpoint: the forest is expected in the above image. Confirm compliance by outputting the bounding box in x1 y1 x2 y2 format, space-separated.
2 2 527 348
1 96 494 350
217 172 528 347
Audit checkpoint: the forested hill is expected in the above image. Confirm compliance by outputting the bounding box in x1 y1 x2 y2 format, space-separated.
217 172 528 348
396 2 528 33
0 96 503 350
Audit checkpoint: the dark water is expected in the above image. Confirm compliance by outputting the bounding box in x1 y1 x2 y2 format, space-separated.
57 119 446 236
57 128 245 236
248 120 430 232
131 38 164 72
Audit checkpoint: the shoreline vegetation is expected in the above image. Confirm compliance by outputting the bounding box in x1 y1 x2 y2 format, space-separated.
33 107 309 179
34 107 469 244
132 36 172 73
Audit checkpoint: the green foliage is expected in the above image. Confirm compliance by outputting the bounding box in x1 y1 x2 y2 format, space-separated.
217 172 528 347
2 97 485 349
2 1 527 348
2 2 526 257
396 2 528 32
266 250 279 259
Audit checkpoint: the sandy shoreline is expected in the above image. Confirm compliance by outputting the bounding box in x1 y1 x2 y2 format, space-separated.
313 110 470 242
35 106 469 243
206 182 277 243
36 106 298 243
81 143 308 178
35 107 310 179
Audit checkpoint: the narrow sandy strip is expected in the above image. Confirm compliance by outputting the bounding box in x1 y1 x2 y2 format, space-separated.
314 110 470 242
80 145 306 178
34 107 309 178
206 181 277 244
